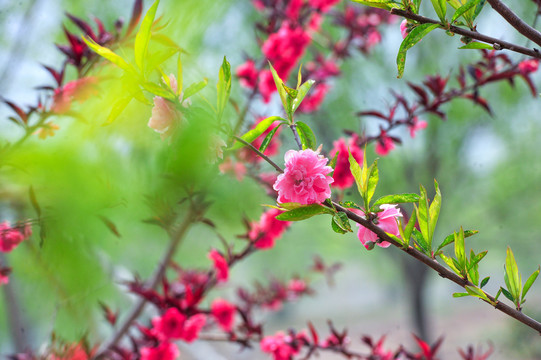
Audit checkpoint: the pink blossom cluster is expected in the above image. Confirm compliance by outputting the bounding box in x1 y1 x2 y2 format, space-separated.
329 136 363 190
260 330 309 360
51 77 98 114
208 248 229 283
273 149 334 204
356 204 402 249
248 208 291 250
0 221 31 253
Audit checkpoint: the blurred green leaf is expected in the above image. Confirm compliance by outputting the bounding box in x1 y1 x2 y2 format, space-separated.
104 96 132 125
366 160 378 206
29 186 41 218
296 121 317 150
217 56 232 123
82 37 137 75
350 0 401 10
232 116 284 150
134 0 160 71
373 193 420 206
397 23 440 78
276 204 334 221
259 124 281 153
458 42 494 50
349 149 364 201
521 267 540 303
183 78 208 99
140 81 175 100
268 62 291 122
453 292 469 297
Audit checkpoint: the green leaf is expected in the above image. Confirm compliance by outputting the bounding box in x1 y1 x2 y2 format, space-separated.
428 179 441 246
469 250 487 268
98 215 122 238
501 287 515 302
295 121 317 150
454 229 466 270
349 149 364 199
134 0 160 71
430 0 447 22
259 124 281 153
146 47 180 74
458 42 494 50
436 229 478 252
451 0 482 22
397 23 440 78
332 212 353 234
472 0 486 22
232 116 284 150
350 0 401 10
217 56 232 123
276 202 304 210
480 276 490 289
177 53 183 95
275 204 334 221
440 253 461 275
467 261 479 286
412 228 431 255
366 160 378 206
331 217 348 234
329 151 339 171
339 201 362 210
268 62 291 121
183 78 208 99
82 37 137 75
402 210 417 245
373 193 420 206
291 79 315 113
104 96 132 125
413 0 422 12
521 266 540 303
296 65 303 89
417 185 430 246
465 285 493 304
453 292 469 297
140 82 175 100
505 247 521 300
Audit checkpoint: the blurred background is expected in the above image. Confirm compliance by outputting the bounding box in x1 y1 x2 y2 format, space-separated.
1 0 541 358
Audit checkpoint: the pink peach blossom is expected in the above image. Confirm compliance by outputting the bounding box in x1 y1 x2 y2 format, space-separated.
329 136 363 190
219 157 247 181
211 298 236 332
182 313 206 342
298 83 329 113
140 341 179 360
518 59 539 74
409 117 428 138
357 204 402 249
208 249 229 283
237 60 259 89
375 132 395 156
0 221 29 253
249 208 291 250
400 19 408 39
151 307 186 339
273 149 334 204
309 0 340 12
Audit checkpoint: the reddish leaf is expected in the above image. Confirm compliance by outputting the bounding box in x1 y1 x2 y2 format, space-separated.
408 82 429 105
357 110 388 120
307 321 319 345
42 64 65 86
66 12 97 40
463 94 492 115
1 98 28 123
127 0 143 36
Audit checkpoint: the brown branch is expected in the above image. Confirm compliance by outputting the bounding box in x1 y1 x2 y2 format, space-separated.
391 9 541 59
93 208 197 359
486 0 541 47
233 136 284 173
329 201 541 334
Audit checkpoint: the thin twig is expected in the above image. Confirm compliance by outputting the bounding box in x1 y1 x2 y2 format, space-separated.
93 208 197 359
486 0 541 47
290 124 303 150
233 136 284 173
391 9 541 59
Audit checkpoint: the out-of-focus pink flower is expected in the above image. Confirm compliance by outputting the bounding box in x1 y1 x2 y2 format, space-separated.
258 70 277 103
0 267 10 285
366 30 382 49
287 278 307 300
286 0 304 20
308 13 323 32
253 0 265 11
0 221 30 253
375 132 395 156
409 117 428 138
36 122 60 139
356 204 402 249
306 57 340 81
237 60 259 89
298 83 329 113
400 19 408 39
249 208 291 250
518 59 539 74
211 298 236 332
260 331 305 360
50 343 91 360
329 136 363 190
51 77 98 114
151 307 186 340
273 149 334 204
182 313 206 342
140 341 180 360
239 117 282 162
219 157 247 181
208 249 229 283
309 0 340 12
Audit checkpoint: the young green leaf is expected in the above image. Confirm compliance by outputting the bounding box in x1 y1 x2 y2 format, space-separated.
232 116 284 150
268 62 291 121
295 121 317 150
366 160 379 206
451 0 482 22
134 0 160 71
430 0 447 22
104 96 132 125
453 292 470 297
350 0 401 10
140 81 175 100
216 56 231 123
291 79 315 113
417 185 430 247
505 247 521 301
458 42 494 50
29 186 41 218
440 253 462 275
275 204 334 221
82 37 137 75
480 276 490 289
331 216 348 234
349 149 364 198
465 285 494 304
501 287 515 302
397 23 440 78
436 229 478 252
183 78 208 99
412 228 431 255
428 179 441 245
259 124 281 153
177 53 183 95
339 201 362 210
521 267 540 303
332 212 353 233
402 210 417 246
454 229 466 271
373 193 420 206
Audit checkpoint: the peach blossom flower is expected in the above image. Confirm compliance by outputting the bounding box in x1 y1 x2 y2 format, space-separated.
273 149 334 204
357 204 402 249
211 298 236 332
